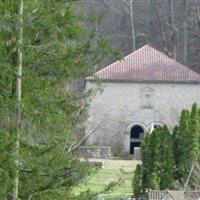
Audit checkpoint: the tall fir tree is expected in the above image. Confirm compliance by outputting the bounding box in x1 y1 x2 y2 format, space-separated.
173 103 200 187
132 164 143 199
138 126 175 191
135 103 200 192
147 128 161 190
140 133 151 191
188 103 199 162
0 1 116 199
198 108 200 153
159 126 175 189
173 109 190 182
140 128 161 190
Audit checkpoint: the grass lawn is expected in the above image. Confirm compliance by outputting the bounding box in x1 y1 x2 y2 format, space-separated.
73 159 141 199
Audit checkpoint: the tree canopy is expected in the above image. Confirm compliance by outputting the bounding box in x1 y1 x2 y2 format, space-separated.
0 1 116 199
133 103 200 197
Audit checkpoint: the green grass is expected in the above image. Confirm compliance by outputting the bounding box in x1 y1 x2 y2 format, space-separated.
73 159 140 199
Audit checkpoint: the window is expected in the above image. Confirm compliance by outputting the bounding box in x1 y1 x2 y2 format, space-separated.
140 87 154 108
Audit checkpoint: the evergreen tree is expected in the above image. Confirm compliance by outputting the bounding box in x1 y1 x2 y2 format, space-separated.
183 103 200 188
140 134 151 190
173 109 190 183
173 103 200 186
0 127 15 199
140 129 161 190
138 126 175 191
136 103 200 192
198 108 200 154
159 126 175 189
147 128 161 189
188 103 199 162
0 1 115 199
172 124 179 178
132 164 143 199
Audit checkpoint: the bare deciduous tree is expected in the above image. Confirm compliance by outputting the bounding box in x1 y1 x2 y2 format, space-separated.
103 0 136 51
183 0 189 65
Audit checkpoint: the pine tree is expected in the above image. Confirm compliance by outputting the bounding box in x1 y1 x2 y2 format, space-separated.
173 103 200 186
137 104 200 192
159 126 175 189
140 134 151 190
172 124 179 178
148 128 162 189
0 128 15 199
0 1 115 199
132 164 143 199
188 103 199 163
141 129 161 190
173 109 190 182
183 103 200 188
139 126 175 191
198 108 200 155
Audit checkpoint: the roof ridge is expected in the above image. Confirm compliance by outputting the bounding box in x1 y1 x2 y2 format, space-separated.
123 44 151 60
96 45 152 74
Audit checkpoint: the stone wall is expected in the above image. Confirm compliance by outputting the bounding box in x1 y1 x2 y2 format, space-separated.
79 146 112 158
85 81 200 155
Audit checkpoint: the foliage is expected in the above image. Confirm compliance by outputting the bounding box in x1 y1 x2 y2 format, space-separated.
159 126 175 189
173 103 200 186
189 103 200 160
149 126 174 190
134 126 175 193
132 164 143 199
0 128 15 199
173 109 190 182
0 1 116 199
134 103 200 193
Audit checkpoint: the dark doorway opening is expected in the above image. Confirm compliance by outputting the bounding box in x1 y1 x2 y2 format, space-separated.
130 125 144 154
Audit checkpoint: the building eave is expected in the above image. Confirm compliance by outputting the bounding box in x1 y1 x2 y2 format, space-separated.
86 79 200 85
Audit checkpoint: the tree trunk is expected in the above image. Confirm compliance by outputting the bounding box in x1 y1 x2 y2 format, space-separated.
194 0 200 31
151 0 167 54
130 0 136 51
13 0 23 199
169 0 178 59
183 0 188 65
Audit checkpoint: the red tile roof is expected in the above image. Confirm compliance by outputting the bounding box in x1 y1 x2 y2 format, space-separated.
87 45 200 83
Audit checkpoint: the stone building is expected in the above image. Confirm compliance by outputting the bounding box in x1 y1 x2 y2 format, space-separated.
85 45 200 156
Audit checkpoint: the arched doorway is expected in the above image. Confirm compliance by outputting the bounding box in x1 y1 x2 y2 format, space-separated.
130 125 144 154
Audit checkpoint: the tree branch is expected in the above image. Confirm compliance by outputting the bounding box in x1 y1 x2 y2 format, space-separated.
68 119 104 153
103 0 124 17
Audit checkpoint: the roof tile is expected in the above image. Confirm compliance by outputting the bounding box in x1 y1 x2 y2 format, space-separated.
87 45 200 82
